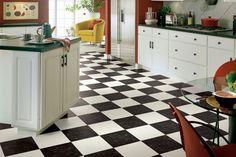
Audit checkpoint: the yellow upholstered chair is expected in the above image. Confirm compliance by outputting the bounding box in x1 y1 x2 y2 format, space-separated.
75 19 105 43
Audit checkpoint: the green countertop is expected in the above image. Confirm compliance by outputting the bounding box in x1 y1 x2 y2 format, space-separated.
0 37 80 52
0 23 43 27
139 24 236 39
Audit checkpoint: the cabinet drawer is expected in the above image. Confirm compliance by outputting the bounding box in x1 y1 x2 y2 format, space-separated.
169 58 206 81
169 31 207 46
169 41 207 66
208 36 234 51
138 26 152 36
153 28 168 39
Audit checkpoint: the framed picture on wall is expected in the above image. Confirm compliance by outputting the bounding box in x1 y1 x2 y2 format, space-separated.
3 2 39 20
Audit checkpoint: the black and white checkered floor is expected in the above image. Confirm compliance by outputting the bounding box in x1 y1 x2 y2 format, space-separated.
0 51 229 157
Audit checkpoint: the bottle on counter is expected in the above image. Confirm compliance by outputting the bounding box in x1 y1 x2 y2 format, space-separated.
187 11 193 25
233 15 236 34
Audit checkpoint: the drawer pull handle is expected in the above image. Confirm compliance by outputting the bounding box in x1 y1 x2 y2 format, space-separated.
193 53 197 56
143 30 145 32
175 49 178 52
174 67 178 70
194 38 197 41
149 41 152 49
175 35 178 38
218 42 221 45
158 33 161 35
193 72 197 75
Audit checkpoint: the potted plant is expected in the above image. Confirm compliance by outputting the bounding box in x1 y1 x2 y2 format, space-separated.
66 0 105 19
157 6 171 26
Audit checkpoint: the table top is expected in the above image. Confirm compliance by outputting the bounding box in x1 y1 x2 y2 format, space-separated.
181 77 236 116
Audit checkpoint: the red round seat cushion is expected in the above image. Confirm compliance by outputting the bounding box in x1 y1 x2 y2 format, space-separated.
88 19 102 30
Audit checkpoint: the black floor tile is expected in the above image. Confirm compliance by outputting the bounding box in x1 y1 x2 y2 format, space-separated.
80 90 99 98
91 66 106 70
195 125 227 140
124 105 153 115
158 108 188 119
80 75 92 80
131 69 149 73
117 63 130 67
110 67 127 71
83 70 100 75
1 137 38 156
104 72 121 77
79 112 110 124
149 75 169 80
87 83 108 89
96 77 115 83
102 130 139 147
145 81 165 87
151 120 180 134
103 93 128 101
126 73 145 78
120 79 140 85
143 136 182 154
75 99 90 106
62 126 98 141
163 98 190 107
192 111 226 123
132 95 157 104
0 123 12 130
85 149 122 157
113 85 134 92
170 82 192 88
41 143 82 157
92 102 120 111
114 116 147 129
139 87 162 95
41 124 60 134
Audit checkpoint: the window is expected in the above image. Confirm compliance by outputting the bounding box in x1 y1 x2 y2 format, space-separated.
49 0 90 36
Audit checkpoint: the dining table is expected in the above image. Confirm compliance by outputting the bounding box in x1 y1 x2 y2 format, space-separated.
181 77 236 144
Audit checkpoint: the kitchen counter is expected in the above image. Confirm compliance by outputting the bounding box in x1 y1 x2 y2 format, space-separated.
0 37 80 52
139 24 236 39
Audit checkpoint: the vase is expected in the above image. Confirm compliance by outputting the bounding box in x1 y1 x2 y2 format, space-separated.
89 12 101 19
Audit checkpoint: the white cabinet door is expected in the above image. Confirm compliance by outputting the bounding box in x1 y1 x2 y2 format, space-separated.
63 44 80 111
152 37 169 74
208 48 234 77
41 48 63 128
138 35 152 69
12 52 40 130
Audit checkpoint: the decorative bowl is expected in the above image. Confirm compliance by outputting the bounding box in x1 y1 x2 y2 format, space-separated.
213 91 236 108
145 19 158 25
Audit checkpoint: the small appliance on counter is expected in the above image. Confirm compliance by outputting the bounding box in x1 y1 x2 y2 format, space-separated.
145 7 158 25
165 13 177 26
201 16 219 27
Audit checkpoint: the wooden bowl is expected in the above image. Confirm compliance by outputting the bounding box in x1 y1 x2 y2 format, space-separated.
213 91 236 108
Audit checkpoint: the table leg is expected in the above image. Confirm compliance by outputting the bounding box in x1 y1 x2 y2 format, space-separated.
229 115 236 143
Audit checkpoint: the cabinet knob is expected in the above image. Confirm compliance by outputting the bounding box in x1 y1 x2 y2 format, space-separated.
158 33 161 35
175 49 178 52
174 67 178 70
193 53 197 56
143 30 145 32
194 38 197 41
175 35 178 38
193 72 197 75
218 41 221 45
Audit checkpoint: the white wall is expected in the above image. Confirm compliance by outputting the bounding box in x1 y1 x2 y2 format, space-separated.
164 0 236 28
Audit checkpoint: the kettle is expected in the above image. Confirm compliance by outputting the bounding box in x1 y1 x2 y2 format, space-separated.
37 23 56 38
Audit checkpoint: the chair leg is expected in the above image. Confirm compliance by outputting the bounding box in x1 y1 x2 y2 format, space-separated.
213 109 220 146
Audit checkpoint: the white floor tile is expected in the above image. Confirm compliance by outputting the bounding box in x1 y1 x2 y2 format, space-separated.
159 79 181 84
134 77 155 82
94 88 118 95
89 121 124 135
161 149 186 157
118 70 136 75
55 117 86 130
128 83 151 89
177 104 207 115
83 95 109 104
167 132 182 144
113 98 140 108
102 108 133 120
103 81 125 87
116 142 157 157
136 112 169 124
87 74 107 79
150 92 175 101
33 131 70 148
84 63 100 67
127 125 164 140
96 69 115 73
79 85 91 92
80 67 94 72
121 90 146 98
8 150 44 157
73 136 112 155
80 79 100 85
111 75 131 81
0 146 4 157
104 64 121 69
70 105 99 116
0 128 30 143
155 85 178 92
144 101 169 111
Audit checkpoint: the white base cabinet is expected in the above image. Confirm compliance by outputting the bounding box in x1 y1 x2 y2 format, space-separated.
1 42 80 132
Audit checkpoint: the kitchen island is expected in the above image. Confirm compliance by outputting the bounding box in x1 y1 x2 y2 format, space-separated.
0 37 80 133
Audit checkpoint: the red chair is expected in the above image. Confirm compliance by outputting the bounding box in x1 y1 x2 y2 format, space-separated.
169 103 236 157
213 60 236 91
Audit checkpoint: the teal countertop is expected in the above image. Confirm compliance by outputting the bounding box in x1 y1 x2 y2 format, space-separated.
0 37 80 52
0 23 43 27
139 24 236 39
